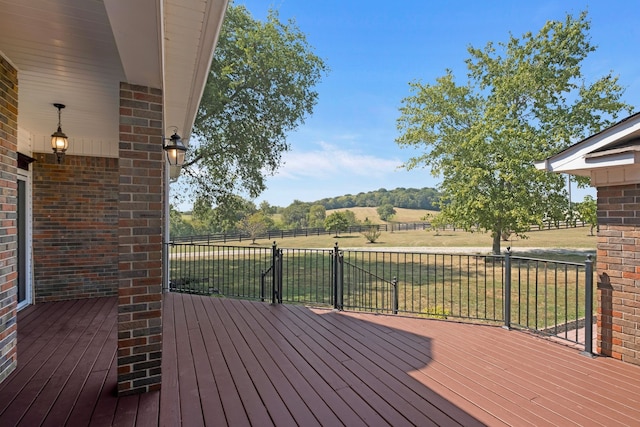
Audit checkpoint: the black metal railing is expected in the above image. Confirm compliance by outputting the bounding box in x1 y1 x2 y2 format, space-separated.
338 249 399 314
169 244 273 299
167 242 595 353
504 251 594 354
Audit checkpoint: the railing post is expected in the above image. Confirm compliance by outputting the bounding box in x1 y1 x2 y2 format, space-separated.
503 247 512 330
337 251 343 310
276 248 283 303
333 242 341 310
271 241 278 304
392 277 398 315
581 255 595 358
260 269 265 302
163 242 169 293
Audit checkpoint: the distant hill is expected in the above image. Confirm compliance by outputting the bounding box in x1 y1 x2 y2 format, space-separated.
314 187 440 210
327 207 437 224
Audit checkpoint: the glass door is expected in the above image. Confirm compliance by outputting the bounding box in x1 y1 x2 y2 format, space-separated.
17 176 31 309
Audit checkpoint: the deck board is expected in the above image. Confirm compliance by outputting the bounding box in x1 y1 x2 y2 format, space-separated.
281 306 411 425
285 305 467 425
357 314 612 425
135 391 160 427
1 293 640 426
39 298 117 427
247 302 367 427
226 298 339 427
190 297 249 427
86 357 119 426
301 307 487 425
112 395 139 427
213 297 295 426
294 310 447 425
172 292 206 427
434 321 640 425
200 297 275 426
2 298 109 425
1 299 87 403
158 289 180 427
327 319 487 426
343 315 566 425
179 295 226 427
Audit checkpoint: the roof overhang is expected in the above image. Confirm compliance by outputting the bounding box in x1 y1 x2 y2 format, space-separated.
535 113 640 179
0 0 227 163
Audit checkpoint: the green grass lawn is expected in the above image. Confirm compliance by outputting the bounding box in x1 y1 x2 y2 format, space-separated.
169 231 593 333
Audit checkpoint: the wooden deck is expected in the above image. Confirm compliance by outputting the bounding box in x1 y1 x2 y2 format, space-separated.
1 294 640 426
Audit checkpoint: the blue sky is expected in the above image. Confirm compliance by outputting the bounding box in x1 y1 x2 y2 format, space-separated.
234 0 640 208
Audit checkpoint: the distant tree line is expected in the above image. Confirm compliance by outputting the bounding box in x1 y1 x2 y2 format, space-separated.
170 187 597 241
315 187 440 210
172 187 441 237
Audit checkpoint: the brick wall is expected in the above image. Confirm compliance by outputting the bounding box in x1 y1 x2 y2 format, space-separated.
117 82 164 395
596 184 640 366
0 55 18 383
32 154 119 302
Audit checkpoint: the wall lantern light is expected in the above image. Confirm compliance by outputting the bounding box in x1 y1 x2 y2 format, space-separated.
163 127 187 166
51 103 69 163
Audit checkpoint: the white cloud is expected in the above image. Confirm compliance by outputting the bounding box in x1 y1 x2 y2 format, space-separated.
272 141 402 180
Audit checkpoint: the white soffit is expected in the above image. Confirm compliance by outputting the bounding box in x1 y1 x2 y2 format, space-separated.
536 113 640 176
103 0 163 89
163 0 228 143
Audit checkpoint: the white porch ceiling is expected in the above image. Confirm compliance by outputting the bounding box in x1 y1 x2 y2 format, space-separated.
0 0 227 156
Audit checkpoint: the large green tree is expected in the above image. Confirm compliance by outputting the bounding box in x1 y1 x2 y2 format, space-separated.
192 195 257 233
396 11 631 253
324 212 350 237
237 212 274 244
176 2 327 209
377 204 396 221
576 195 597 236
281 200 310 229
307 204 326 228
169 205 194 238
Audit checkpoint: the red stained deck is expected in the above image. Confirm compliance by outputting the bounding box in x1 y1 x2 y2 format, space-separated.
1 293 639 426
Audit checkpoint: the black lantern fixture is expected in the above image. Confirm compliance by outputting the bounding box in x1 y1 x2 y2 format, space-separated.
163 128 187 166
50 103 69 163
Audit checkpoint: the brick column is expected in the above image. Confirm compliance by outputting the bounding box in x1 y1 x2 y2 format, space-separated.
0 55 18 384
596 184 640 366
117 82 164 394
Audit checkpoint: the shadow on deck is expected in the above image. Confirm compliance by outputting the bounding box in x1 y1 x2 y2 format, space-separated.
1 293 639 426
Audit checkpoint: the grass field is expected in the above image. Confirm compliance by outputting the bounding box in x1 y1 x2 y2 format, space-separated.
182 207 595 254
327 207 437 224
240 225 597 253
